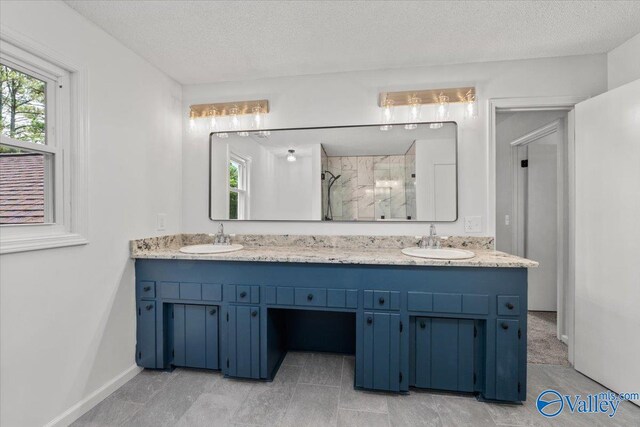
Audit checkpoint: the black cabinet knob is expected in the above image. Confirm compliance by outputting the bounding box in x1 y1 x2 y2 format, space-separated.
506 302 514 310
143 286 151 292
145 304 153 311
209 308 217 315
240 291 247 298
366 317 373 325
251 310 258 317
307 293 314 301
420 321 426 329
501 322 509 330
378 297 385 305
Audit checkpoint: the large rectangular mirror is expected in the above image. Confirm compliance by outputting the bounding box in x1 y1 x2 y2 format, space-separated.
209 122 457 222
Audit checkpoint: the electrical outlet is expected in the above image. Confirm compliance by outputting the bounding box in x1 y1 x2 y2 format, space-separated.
464 216 482 233
157 213 167 231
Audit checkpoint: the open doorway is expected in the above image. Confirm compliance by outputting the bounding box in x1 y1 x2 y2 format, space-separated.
495 109 571 365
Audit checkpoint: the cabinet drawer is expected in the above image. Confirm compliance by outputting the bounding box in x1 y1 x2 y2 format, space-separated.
224 285 260 303
160 282 180 299
180 282 202 300
364 290 400 310
294 288 327 307
407 292 433 312
202 283 222 301
497 296 520 316
137 281 155 299
327 289 358 308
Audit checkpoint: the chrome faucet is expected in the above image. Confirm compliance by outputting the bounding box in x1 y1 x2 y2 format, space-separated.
419 224 440 249
211 223 231 245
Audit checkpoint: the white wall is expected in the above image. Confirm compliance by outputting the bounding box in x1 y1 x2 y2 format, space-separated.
607 32 640 90
0 2 182 426
183 54 607 236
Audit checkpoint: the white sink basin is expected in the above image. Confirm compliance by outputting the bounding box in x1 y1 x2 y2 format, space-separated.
179 244 243 254
401 247 475 260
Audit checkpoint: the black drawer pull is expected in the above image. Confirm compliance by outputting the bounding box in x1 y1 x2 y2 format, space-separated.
506 302 514 310
501 322 509 330
209 308 217 315
145 304 153 311
420 321 426 329
240 291 247 298
143 286 151 292
378 297 385 305
366 317 373 325
251 310 258 317
307 293 314 301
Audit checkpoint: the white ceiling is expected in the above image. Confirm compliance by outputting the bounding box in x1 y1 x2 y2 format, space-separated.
64 1 640 85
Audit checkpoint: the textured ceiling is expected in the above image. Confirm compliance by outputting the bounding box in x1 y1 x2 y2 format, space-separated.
64 1 640 84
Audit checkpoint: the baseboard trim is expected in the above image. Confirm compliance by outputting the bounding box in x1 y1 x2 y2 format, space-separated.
44 364 142 427
561 334 569 344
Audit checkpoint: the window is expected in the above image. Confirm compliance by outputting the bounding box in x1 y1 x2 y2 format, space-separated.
229 154 248 220
0 34 87 253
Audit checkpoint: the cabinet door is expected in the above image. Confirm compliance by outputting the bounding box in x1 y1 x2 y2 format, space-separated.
495 319 520 401
363 312 401 392
136 301 156 368
413 317 475 392
227 305 260 379
172 304 219 370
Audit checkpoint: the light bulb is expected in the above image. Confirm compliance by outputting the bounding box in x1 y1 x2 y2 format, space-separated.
189 110 196 130
464 91 478 119
252 105 262 129
405 96 421 130
435 94 449 122
228 106 240 131
286 149 296 162
209 109 217 131
380 99 394 131
429 123 443 129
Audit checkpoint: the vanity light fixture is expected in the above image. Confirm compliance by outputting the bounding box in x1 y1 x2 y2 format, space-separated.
380 99 394 131
188 99 269 133
378 87 475 127
286 149 297 162
405 95 421 130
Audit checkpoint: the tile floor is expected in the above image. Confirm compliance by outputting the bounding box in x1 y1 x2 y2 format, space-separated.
73 352 640 426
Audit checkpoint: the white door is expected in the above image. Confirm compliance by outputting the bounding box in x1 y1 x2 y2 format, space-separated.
574 78 640 405
524 139 558 311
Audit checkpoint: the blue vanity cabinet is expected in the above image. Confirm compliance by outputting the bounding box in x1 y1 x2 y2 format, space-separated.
362 311 402 392
136 300 156 368
135 259 529 402
172 304 219 369
225 305 260 379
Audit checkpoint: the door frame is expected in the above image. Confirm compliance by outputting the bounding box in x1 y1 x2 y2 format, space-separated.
488 96 585 365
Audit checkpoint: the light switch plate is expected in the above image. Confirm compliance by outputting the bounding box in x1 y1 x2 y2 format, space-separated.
464 216 482 233
157 213 167 231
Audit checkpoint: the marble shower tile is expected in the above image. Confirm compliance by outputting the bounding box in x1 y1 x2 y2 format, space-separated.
374 187 391 220
341 156 357 171
373 156 390 170
357 157 374 186
356 185 375 219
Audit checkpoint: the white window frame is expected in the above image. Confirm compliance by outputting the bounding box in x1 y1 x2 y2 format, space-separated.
0 29 88 254
228 153 250 220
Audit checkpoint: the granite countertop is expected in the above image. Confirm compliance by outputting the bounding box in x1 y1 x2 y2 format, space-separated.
130 234 538 268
